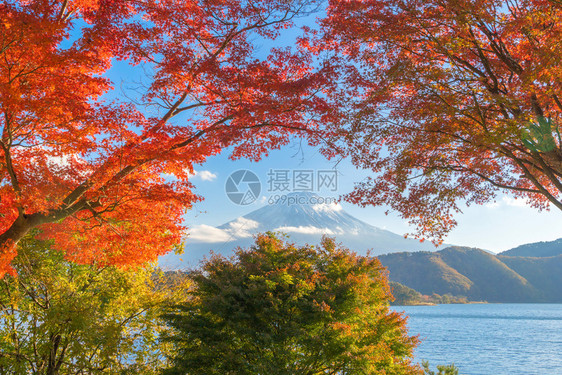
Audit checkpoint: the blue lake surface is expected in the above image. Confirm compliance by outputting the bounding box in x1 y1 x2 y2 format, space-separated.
392 304 562 375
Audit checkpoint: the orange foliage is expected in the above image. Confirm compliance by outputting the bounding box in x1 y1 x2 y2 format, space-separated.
0 0 337 275
322 0 562 242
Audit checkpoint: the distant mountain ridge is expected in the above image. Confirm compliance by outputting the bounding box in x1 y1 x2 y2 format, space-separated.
380 246 562 303
159 193 562 302
159 192 442 269
500 238 562 257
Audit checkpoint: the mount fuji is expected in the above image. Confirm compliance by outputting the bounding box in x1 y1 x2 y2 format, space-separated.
159 192 442 269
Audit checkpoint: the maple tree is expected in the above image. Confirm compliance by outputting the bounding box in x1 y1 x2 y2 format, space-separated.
162 233 420 375
322 0 562 242
0 0 337 275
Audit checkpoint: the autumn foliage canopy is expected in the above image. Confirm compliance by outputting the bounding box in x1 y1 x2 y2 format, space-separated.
163 233 420 375
4 0 562 273
323 0 562 241
0 0 337 275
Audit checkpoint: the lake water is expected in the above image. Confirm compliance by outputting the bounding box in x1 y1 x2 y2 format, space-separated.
393 304 562 375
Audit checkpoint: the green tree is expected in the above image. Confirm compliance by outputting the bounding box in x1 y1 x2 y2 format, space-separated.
390 282 423 306
163 233 420 375
0 234 181 374
422 361 459 375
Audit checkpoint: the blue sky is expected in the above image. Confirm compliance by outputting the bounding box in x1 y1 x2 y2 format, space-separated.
182 140 562 253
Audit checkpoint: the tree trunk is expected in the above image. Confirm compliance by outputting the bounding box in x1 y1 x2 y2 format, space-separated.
0 213 51 276
45 334 62 375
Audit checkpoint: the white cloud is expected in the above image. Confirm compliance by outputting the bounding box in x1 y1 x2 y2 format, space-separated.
274 225 335 235
45 153 90 180
226 217 260 238
312 203 343 213
485 201 501 209
162 169 217 181
186 217 260 243
47 154 72 168
196 170 217 181
485 196 530 209
502 196 528 207
187 225 232 242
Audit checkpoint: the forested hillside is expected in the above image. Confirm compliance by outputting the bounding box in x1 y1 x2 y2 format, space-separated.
499 239 562 258
380 247 562 303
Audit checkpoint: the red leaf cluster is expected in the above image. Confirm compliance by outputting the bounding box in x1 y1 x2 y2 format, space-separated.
0 0 338 275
